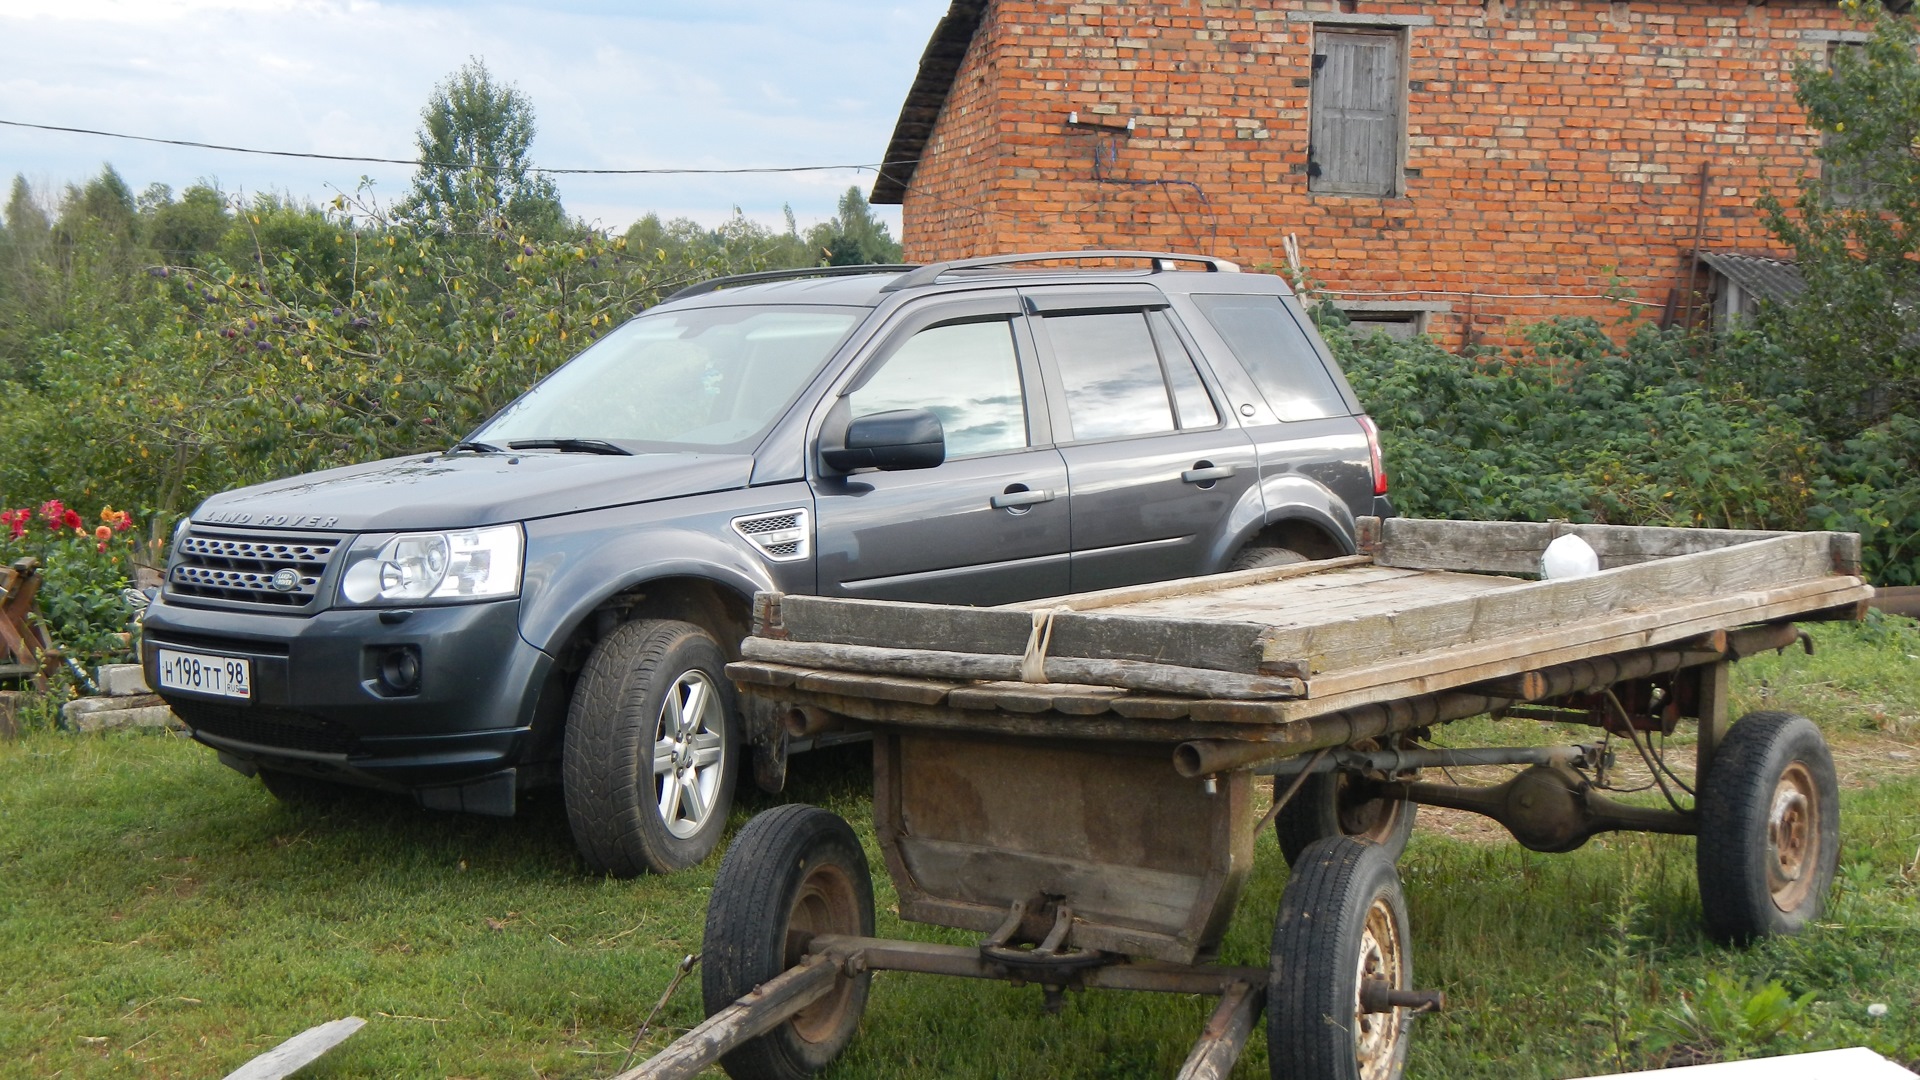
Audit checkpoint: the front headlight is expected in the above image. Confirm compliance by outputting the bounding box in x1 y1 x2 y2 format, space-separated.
339 524 523 605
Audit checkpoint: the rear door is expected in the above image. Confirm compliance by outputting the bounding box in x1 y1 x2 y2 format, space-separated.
811 293 1071 605
1024 287 1260 592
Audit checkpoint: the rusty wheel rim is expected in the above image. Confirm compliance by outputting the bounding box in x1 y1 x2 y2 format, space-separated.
1766 761 1820 913
785 860 862 1044
1352 896 1408 1080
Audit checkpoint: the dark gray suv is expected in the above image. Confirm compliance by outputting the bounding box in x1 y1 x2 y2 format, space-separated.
141 250 1392 876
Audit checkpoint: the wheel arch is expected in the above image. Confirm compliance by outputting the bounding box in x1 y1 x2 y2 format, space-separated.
1222 476 1360 567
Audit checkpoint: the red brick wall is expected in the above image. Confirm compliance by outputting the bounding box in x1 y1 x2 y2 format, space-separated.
897 0 1856 345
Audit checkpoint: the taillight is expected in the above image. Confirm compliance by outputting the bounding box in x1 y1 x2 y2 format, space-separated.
1357 414 1388 496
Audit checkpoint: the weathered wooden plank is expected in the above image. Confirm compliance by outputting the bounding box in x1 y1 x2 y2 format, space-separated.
222 1018 366 1080
947 682 1127 715
1080 564 1421 621
614 960 839 1080
1108 696 1197 720
793 669 956 706
778 593 1039 653
1176 981 1265 1080
1377 518 1852 575
1219 576 1874 725
998 555 1371 612
1265 532 1843 675
739 637 1305 700
747 683 1299 740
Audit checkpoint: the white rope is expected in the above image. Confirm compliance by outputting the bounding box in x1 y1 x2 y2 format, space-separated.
1019 607 1065 683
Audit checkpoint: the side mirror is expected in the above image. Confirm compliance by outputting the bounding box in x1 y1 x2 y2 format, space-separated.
821 408 946 473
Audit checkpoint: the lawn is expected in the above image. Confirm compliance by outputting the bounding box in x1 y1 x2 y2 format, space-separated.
2 616 1916 1079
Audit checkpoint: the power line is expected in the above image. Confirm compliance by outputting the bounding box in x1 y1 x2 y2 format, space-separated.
0 118 906 176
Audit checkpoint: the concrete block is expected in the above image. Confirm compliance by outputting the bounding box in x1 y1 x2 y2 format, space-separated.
96 664 152 696
61 693 181 734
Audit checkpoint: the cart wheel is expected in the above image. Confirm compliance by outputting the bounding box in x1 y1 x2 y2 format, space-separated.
703 804 874 1080
1696 711 1840 944
1270 837 1414 1080
1274 738 1417 866
563 619 739 877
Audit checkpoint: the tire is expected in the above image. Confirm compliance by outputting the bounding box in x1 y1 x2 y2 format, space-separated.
1696 711 1840 944
1229 545 1309 571
258 769 351 806
563 619 740 877
1274 738 1418 867
703 804 875 1080
1270 837 1416 1080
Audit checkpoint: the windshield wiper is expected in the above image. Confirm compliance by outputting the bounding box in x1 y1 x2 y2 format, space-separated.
448 440 504 454
507 438 633 456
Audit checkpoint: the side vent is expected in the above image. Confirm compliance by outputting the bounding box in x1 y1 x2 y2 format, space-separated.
732 509 811 563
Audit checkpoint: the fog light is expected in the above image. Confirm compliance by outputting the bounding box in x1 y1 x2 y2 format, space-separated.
376 646 422 694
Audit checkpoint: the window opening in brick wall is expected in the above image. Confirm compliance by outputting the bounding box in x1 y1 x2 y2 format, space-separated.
1342 310 1426 341
1308 27 1407 198
1823 41 1876 208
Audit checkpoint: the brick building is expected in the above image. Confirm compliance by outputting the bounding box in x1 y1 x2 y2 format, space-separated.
871 0 1866 345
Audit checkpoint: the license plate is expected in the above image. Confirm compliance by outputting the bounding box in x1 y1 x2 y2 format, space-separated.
156 648 252 700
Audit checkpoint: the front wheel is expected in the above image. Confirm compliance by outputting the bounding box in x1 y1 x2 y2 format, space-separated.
563 619 739 877
1270 837 1415 1080
703 804 875 1080
1697 711 1840 944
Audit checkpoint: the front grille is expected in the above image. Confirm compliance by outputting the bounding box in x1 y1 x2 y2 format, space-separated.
169 528 345 607
182 704 360 755
733 509 810 562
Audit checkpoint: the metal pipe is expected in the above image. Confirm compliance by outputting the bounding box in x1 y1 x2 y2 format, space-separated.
1258 744 1596 777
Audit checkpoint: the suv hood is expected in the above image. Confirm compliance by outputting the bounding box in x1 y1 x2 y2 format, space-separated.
191 451 756 533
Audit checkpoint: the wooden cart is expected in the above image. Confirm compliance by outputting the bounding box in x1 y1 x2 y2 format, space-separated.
622 519 1872 1080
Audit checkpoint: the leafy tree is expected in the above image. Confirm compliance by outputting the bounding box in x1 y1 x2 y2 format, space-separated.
806 186 902 266
399 58 566 238
1756 0 1920 436
144 183 232 263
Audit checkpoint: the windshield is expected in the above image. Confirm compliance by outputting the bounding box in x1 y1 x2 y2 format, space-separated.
474 304 864 451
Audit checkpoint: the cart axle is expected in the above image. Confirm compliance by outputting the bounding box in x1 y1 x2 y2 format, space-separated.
1360 980 1446 1015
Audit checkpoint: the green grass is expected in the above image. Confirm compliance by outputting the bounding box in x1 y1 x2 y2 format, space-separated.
2 618 1916 1078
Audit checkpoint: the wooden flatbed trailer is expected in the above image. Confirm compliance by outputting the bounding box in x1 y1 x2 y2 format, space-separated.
622 519 1873 1080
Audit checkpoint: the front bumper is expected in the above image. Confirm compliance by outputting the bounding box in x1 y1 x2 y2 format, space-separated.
141 595 554 798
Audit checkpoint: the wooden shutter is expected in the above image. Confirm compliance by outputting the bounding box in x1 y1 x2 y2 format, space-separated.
1309 29 1404 197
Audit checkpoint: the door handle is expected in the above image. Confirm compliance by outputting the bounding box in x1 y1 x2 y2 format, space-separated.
1181 465 1236 484
990 488 1056 509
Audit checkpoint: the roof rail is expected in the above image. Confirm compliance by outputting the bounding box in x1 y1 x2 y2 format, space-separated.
879 250 1240 293
662 263 919 304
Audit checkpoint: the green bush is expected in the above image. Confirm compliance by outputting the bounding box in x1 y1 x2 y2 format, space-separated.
1333 318 1819 533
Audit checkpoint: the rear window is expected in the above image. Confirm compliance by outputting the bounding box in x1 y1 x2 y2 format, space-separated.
1190 294 1349 422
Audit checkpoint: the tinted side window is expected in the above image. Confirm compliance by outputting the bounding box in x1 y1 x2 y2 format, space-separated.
1190 294 1349 422
848 318 1027 457
1149 310 1221 429
1048 311 1177 440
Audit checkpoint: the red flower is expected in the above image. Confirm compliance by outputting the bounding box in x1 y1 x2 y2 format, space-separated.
62 509 83 531
38 499 66 531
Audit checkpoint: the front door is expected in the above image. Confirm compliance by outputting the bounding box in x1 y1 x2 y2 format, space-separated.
812 296 1070 606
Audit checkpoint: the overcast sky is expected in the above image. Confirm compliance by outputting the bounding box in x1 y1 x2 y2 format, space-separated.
0 0 949 235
